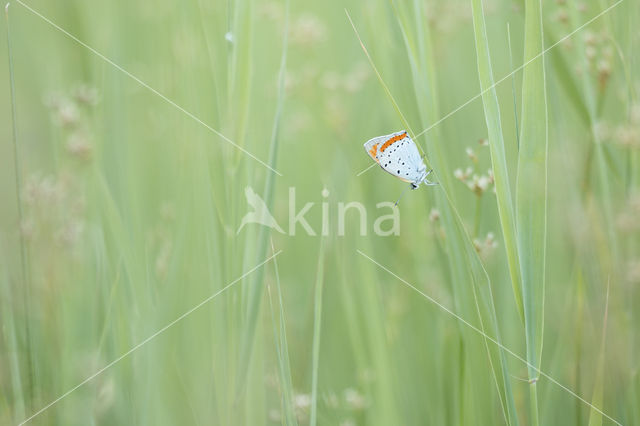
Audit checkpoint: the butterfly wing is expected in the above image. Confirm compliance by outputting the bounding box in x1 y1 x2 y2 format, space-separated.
363 134 388 164
375 131 426 183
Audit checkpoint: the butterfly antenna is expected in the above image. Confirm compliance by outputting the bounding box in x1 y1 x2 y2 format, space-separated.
394 185 411 206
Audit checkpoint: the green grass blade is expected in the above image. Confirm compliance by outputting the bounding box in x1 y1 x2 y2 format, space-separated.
309 239 325 426
517 0 549 423
470 0 524 324
587 284 610 426
5 3 34 411
0 264 25 421
507 24 521 150
469 1 525 424
237 0 289 394
385 2 519 423
267 241 297 426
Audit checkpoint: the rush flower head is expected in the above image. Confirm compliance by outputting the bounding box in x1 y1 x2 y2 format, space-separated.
429 208 441 222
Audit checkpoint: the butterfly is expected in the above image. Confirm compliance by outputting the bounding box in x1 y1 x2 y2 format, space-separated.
364 130 437 193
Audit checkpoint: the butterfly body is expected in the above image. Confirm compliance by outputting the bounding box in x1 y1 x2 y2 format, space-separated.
364 130 437 189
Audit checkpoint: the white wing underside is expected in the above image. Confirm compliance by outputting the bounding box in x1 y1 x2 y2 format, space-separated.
364 131 426 184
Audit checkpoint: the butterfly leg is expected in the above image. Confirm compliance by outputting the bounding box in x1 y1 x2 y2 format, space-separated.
423 169 439 186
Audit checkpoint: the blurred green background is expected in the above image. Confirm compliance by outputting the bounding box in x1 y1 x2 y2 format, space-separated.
1 0 639 424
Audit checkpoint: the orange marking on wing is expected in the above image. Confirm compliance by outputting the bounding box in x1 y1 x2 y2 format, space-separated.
379 132 407 153
368 143 378 160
